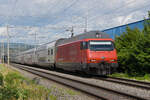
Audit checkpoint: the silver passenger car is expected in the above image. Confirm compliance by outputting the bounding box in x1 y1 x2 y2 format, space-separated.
13 41 56 69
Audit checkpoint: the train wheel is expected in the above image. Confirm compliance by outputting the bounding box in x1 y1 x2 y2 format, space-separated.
53 63 56 70
49 64 55 70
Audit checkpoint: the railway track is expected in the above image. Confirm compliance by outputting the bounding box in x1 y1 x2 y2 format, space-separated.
11 63 149 100
95 76 150 90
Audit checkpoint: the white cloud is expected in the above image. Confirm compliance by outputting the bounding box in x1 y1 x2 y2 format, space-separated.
0 0 150 44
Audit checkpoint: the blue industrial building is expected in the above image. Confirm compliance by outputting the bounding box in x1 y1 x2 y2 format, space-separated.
102 20 145 39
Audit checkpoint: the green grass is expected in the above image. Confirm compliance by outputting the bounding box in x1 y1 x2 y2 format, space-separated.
0 64 79 100
110 73 150 82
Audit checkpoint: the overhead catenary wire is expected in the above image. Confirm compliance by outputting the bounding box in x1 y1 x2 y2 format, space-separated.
1 0 150 47
60 0 79 13
0 0 149 23
6 0 19 65
88 0 137 22
0 0 79 21
7 0 19 24
90 3 150 30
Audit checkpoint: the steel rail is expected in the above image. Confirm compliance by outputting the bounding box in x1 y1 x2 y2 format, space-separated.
11 64 148 100
108 76 150 86
94 77 150 90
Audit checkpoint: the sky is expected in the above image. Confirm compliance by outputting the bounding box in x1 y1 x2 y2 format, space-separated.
0 0 150 44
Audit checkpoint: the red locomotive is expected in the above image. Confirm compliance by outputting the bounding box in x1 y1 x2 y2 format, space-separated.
55 31 118 75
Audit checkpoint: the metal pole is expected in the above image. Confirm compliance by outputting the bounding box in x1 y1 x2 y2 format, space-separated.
19 43 20 53
84 16 87 32
25 39 27 51
2 40 4 64
34 31 37 64
84 5 89 32
34 31 37 54
7 25 10 65
1 40 2 63
71 26 74 37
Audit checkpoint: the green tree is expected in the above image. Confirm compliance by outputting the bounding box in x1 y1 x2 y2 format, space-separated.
115 12 150 76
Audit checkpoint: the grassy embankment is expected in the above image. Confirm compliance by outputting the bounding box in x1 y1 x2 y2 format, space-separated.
110 73 150 82
0 64 78 100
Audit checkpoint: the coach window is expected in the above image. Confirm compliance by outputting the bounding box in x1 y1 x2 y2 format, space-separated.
51 49 53 55
48 50 50 55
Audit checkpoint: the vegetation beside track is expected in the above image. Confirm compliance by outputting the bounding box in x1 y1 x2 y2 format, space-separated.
115 11 150 76
0 64 78 100
110 73 150 82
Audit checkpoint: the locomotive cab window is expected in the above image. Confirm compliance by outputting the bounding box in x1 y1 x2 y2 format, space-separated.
89 41 114 51
80 41 88 49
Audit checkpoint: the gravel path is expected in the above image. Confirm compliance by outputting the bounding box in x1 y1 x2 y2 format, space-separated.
60 74 150 99
10 65 98 100
36 68 150 99
89 79 150 99
61 74 150 99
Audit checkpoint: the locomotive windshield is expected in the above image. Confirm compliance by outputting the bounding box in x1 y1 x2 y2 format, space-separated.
89 41 114 51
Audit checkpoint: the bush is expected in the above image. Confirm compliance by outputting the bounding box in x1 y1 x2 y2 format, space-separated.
0 73 3 86
115 12 150 76
5 72 25 87
0 71 30 100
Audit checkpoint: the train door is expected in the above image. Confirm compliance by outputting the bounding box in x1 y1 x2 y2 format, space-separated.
47 47 55 67
80 41 88 70
47 48 50 63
